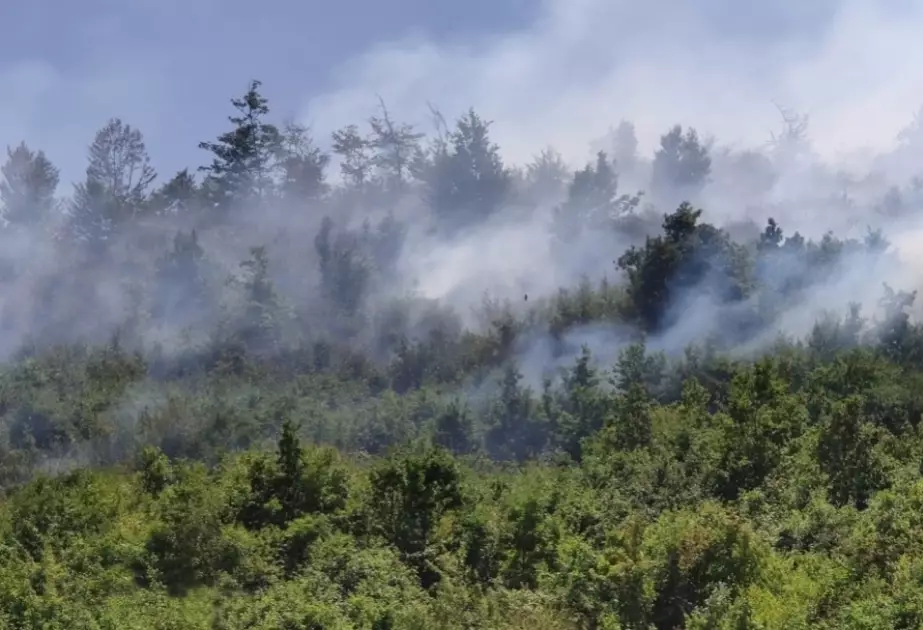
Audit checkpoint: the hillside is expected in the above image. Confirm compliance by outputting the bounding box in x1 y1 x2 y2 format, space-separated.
1 81 923 628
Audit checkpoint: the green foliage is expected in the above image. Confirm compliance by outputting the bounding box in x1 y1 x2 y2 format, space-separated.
198 80 281 209
3 78 923 629
422 108 511 230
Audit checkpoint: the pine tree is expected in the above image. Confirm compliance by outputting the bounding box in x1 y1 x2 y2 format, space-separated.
198 80 281 210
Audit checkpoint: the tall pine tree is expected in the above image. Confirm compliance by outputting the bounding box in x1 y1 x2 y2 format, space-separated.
198 80 281 210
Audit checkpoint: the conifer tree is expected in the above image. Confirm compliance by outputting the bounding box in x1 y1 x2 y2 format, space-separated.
199 80 281 209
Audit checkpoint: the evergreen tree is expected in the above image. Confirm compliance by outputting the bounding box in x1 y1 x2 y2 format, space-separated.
198 80 281 209
425 108 510 229
617 203 749 332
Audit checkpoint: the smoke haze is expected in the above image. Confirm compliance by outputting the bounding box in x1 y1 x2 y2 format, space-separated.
1 0 923 391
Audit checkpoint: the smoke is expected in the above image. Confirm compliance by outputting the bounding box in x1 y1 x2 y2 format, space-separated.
1 0 923 396
304 0 923 167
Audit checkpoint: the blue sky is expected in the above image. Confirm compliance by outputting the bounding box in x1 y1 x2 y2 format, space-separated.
1 0 921 187
0 0 534 183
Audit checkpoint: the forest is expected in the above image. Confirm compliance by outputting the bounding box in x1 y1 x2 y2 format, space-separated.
1 78 923 628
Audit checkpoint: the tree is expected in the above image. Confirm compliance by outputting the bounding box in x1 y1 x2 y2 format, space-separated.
152 229 209 323
278 120 328 201
523 146 569 204
651 124 711 201
817 396 888 509
612 120 639 171
553 346 610 460
767 103 811 165
875 283 918 362
553 151 641 242
331 124 372 189
314 217 370 315
150 169 199 215
486 364 547 462
86 118 157 206
433 400 475 455
198 80 281 209
616 203 750 332
0 142 59 228
368 97 423 194
69 118 156 244
425 108 511 229
236 245 285 353
367 447 463 587
592 120 639 176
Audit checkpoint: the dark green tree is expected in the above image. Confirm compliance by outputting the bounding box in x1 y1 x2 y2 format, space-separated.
486 364 548 462
198 80 281 209
433 399 475 455
424 108 511 229
617 203 750 332
817 396 889 509
367 447 463 588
